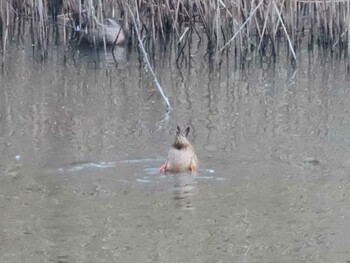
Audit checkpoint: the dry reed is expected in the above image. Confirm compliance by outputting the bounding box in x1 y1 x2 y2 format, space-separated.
127 3 171 111
0 0 350 60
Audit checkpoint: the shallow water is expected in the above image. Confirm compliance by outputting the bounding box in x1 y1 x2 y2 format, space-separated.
1 44 350 262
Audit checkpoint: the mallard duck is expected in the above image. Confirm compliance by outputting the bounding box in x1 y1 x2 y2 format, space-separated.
160 126 198 173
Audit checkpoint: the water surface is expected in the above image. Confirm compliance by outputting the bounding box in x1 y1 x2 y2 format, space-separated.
1 44 350 262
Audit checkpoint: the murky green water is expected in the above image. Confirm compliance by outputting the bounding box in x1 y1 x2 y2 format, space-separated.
1 43 350 262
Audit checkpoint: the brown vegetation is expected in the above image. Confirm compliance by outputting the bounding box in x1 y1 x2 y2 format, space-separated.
0 0 350 60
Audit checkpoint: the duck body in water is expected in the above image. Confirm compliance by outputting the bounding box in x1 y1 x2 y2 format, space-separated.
160 126 198 173
79 18 125 46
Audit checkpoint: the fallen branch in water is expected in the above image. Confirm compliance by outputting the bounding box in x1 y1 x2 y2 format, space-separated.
127 4 172 112
272 0 297 63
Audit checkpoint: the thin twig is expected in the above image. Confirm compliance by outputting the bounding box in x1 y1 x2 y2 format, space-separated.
127 4 172 112
178 27 189 44
219 0 264 53
272 0 297 62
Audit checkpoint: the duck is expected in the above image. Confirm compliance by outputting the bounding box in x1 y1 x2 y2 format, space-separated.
159 126 198 173
79 18 125 46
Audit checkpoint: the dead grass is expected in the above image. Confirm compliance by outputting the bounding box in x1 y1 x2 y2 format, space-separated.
0 0 350 60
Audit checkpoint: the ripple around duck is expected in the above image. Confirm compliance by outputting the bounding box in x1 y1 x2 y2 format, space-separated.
56 160 218 189
58 161 116 172
135 168 218 186
57 158 163 173
57 159 217 182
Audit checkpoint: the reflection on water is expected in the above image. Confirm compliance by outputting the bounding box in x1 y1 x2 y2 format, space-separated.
1 41 350 262
172 173 197 210
72 45 127 68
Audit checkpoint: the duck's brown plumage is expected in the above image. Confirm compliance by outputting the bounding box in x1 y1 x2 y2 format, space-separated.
160 126 198 173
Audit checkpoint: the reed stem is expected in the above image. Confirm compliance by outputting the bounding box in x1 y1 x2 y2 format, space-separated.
1 0 350 61
127 3 172 112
